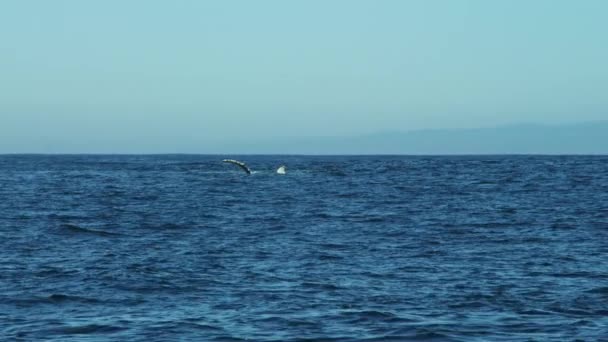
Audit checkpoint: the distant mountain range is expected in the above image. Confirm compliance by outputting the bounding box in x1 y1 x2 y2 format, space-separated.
2 121 606 154
219 121 608 155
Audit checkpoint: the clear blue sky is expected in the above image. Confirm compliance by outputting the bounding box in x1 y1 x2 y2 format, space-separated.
1 0 606 152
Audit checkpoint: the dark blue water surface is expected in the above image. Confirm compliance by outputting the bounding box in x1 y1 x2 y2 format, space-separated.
1 155 607 341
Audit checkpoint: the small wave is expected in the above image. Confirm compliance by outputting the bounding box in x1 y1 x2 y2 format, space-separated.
47 213 87 220
300 281 343 291
338 310 413 324
145 320 225 333
46 294 101 304
317 253 344 261
549 271 608 279
412 249 446 258
59 224 122 237
518 309 553 316
373 329 455 342
585 286 608 295
130 194 160 201
49 324 126 335
143 222 192 231
8 294 102 306
546 304 594 317
326 169 347 177
33 266 79 278
447 300 488 310
467 222 522 229
336 192 361 198
252 316 318 328
319 242 349 250
351 216 387 223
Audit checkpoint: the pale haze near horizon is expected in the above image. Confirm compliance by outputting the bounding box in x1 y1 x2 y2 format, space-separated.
1 0 606 153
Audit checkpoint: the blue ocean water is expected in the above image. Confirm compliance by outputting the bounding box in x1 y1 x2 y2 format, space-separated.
1 155 607 341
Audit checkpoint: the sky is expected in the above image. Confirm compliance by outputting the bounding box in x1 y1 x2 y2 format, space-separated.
1 0 607 152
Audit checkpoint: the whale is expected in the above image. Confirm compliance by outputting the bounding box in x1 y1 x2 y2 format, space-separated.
222 159 252 174
276 165 286 174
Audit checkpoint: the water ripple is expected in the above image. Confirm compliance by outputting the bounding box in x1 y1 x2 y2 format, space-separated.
1 155 607 341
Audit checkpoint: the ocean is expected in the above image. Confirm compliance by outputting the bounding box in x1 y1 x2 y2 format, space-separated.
1 155 607 341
